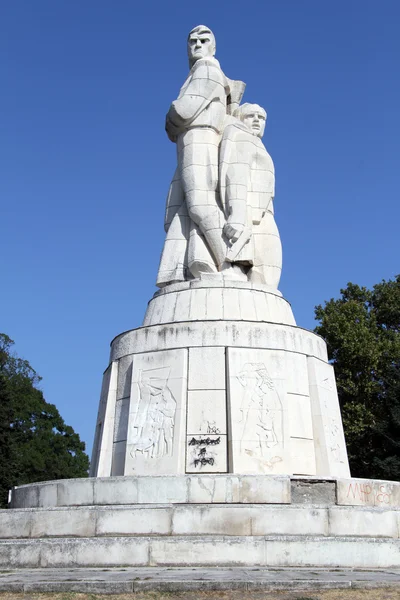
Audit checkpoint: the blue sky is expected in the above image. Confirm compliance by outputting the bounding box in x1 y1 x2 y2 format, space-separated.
1 1 399 458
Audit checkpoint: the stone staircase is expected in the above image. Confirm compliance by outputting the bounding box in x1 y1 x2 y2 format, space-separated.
1 474 400 569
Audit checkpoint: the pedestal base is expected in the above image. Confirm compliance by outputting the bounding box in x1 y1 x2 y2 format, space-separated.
4 475 400 569
90 312 350 479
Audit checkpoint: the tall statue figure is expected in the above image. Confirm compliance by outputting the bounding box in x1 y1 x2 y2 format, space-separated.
219 103 282 288
157 25 244 287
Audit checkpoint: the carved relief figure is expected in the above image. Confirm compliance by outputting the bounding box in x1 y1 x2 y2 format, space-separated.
237 362 283 456
130 367 176 459
219 103 282 288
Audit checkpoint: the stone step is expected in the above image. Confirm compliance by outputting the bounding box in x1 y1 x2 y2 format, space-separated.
1 503 399 539
1 566 400 593
9 474 292 508
0 535 399 569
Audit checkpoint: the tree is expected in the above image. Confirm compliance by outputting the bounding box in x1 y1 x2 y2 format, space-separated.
314 275 400 480
0 334 89 507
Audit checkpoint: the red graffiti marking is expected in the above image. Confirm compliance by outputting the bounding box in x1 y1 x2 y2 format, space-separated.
346 482 391 505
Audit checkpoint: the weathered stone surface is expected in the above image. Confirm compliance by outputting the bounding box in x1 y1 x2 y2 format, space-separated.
10 475 292 508
291 478 336 504
93 476 138 504
0 535 399 568
4 502 399 540
143 285 296 326
90 362 118 477
96 507 171 536
308 357 350 478
57 478 94 506
109 321 328 363
328 506 398 538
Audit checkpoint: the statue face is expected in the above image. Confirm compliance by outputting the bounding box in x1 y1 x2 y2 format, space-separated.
187 26 215 65
242 108 266 138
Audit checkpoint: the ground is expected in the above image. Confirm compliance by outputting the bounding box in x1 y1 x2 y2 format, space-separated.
1 591 400 600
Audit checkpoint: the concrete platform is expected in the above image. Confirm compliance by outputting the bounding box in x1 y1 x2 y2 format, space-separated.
4 475 400 570
1 535 399 569
1 504 399 539
0 566 399 593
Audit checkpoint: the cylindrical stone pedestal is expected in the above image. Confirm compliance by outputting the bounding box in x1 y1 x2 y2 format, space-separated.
90 281 350 479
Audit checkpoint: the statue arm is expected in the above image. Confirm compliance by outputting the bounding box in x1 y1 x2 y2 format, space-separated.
167 62 226 128
263 155 276 215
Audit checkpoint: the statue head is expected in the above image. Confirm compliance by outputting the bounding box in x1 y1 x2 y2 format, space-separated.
187 25 216 68
235 103 267 138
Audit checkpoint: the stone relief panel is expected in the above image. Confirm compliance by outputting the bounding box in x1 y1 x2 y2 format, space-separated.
237 362 283 453
308 356 350 477
129 366 177 459
124 349 187 475
227 348 290 474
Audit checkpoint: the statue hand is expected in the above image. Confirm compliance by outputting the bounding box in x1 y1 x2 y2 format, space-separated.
224 222 245 243
165 116 180 143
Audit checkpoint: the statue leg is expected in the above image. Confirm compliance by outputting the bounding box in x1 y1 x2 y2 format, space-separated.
187 222 218 277
250 210 282 289
156 204 190 287
177 130 227 273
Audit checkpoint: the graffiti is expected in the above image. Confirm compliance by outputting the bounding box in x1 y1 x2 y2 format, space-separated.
188 439 220 470
237 362 283 456
194 457 215 467
189 436 221 446
207 421 221 434
328 418 344 463
130 367 176 459
346 482 392 505
194 449 215 468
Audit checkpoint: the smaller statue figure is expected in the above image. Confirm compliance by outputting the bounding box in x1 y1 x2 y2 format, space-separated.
219 103 282 288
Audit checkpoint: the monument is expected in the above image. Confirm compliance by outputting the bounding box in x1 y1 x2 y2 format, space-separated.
3 26 400 573
90 24 350 480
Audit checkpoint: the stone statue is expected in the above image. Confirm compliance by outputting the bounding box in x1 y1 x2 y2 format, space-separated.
156 26 281 289
157 25 228 286
219 103 282 288
157 25 246 287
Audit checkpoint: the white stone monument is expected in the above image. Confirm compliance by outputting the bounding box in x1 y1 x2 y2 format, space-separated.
4 26 400 574
90 24 350 481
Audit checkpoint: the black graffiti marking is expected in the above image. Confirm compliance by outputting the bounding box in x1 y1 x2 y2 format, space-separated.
207 422 221 434
194 457 215 468
188 437 221 446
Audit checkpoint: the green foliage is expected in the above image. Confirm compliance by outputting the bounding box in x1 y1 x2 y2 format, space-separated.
314 275 400 480
0 334 90 507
